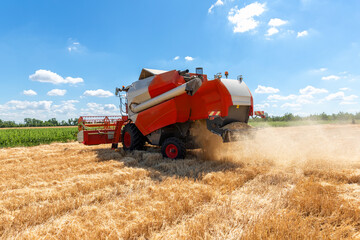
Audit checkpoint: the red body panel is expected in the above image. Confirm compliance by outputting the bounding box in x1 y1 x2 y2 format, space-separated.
135 78 233 136
247 87 254 116
148 70 185 98
83 130 115 145
136 94 191 135
189 79 233 120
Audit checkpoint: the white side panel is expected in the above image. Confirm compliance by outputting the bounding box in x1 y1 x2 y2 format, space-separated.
142 68 167 76
139 68 167 80
129 113 138 123
127 76 153 118
127 76 153 106
220 78 251 106
130 83 187 113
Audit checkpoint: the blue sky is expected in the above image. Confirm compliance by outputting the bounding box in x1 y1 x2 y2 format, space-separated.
0 0 359 122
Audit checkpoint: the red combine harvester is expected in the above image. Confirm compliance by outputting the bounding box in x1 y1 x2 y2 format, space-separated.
78 68 265 159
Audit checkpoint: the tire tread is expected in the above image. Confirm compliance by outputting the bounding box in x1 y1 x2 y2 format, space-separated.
122 123 145 151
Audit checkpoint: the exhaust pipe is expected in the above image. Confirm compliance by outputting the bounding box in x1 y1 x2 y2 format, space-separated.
130 77 202 113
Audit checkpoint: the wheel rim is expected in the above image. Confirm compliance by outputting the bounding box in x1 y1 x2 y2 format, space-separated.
165 144 178 159
123 132 131 148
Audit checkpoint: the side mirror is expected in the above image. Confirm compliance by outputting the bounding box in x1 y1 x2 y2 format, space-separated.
115 87 121 96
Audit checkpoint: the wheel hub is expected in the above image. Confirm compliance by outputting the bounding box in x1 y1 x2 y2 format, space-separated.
165 144 178 159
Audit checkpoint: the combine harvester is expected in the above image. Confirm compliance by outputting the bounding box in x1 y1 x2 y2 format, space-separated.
78 68 265 159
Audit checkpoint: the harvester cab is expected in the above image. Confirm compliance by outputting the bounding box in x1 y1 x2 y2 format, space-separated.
78 68 264 159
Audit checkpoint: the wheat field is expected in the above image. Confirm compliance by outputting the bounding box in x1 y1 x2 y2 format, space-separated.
0 124 359 239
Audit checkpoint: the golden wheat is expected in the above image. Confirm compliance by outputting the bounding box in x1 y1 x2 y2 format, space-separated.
0 124 359 239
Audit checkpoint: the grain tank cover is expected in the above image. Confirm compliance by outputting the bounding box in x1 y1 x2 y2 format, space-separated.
220 78 252 106
139 68 167 80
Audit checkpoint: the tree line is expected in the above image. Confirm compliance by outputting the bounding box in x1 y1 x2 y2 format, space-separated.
251 112 360 122
0 118 79 128
0 112 359 128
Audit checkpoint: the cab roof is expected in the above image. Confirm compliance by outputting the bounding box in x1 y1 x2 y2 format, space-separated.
139 68 167 80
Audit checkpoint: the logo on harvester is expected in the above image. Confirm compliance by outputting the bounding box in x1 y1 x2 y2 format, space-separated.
208 111 221 120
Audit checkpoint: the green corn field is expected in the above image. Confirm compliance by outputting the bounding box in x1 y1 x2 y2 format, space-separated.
0 127 78 148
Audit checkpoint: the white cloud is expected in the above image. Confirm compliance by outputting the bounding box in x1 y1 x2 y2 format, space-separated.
296 96 313 104
65 77 83 84
324 91 358 102
68 40 84 53
208 0 224 13
266 27 279 36
255 103 270 109
268 18 287 27
23 89 37 96
339 87 350 91
83 89 114 98
255 85 280 94
299 86 328 95
64 100 79 104
52 100 78 114
47 89 67 96
185 56 194 61
281 103 301 109
104 104 117 111
268 94 297 101
29 70 84 85
322 75 341 81
339 101 357 105
173 56 180 60
228 2 266 33
343 73 360 82
81 103 119 116
4 100 53 111
87 103 101 109
309 68 328 74
266 86 328 107
297 30 308 38
344 95 358 101
209 5 215 14
0 100 80 122
215 0 224 6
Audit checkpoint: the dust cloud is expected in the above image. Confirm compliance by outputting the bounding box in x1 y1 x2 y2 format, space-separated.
198 124 360 170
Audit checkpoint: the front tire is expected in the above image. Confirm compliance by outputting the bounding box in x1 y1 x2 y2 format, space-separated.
161 137 186 159
122 123 145 151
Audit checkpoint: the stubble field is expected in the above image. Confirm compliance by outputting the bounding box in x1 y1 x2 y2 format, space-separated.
0 124 359 239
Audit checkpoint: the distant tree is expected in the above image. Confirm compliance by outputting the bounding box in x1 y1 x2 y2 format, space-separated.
320 112 329 121
67 118 79 126
24 118 32 126
283 113 295 121
48 118 59 126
